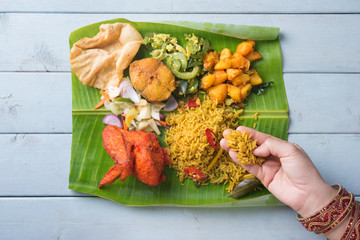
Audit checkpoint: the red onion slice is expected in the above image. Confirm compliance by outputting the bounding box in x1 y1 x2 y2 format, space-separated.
103 114 123 128
119 80 140 104
163 95 178 111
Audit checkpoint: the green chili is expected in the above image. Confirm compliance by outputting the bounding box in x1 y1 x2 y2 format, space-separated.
171 65 201 80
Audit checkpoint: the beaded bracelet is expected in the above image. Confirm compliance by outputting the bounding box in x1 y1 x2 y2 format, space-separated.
340 201 359 240
297 185 356 235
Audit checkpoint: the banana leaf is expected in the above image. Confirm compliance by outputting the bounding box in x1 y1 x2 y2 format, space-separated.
69 18 288 207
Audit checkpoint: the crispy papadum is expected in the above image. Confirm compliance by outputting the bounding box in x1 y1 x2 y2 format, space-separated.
70 23 143 90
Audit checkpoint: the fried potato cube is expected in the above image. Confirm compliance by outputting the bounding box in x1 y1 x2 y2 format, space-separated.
232 73 250 86
208 84 228 104
240 83 252 99
245 40 256 47
232 52 242 59
249 70 263 85
214 59 232 70
230 55 246 69
213 70 228 85
244 58 250 71
203 51 219 71
236 41 253 56
227 84 242 102
201 73 216 89
226 69 242 81
220 48 232 61
245 51 262 61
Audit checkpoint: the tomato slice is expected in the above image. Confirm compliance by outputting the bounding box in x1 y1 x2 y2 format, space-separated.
184 97 200 108
205 128 219 150
184 167 206 180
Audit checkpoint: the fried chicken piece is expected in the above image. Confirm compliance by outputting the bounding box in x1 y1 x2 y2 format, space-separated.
128 131 170 186
99 125 133 188
99 125 169 188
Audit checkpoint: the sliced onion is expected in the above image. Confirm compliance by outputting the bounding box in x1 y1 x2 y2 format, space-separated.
163 95 178 111
136 120 150 131
151 103 166 120
136 104 151 121
103 114 123 128
147 119 161 135
104 99 111 110
119 80 140 104
108 101 133 115
159 113 165 121
107 85 121 99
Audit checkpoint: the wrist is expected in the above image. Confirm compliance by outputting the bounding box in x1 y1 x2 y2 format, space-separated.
297 183 337 218
297 185 357 237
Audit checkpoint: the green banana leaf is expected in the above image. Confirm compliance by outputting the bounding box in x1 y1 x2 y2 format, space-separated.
69 18 288 207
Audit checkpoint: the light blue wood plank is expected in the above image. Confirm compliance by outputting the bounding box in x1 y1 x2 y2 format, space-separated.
0 134 81 196
1 0 359 13
286 73 360 134
0 197 325 240
288 134 360 196
0 73 72 133
1 133 359 196
0 14 360 73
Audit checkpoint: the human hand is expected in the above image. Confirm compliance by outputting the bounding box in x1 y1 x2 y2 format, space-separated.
220 126 336 218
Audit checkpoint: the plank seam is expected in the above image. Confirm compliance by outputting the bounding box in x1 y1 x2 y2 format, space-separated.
1 11 360 14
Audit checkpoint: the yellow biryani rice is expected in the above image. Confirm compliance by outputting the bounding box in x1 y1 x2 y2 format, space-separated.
225 130 264 166
164 98 247 192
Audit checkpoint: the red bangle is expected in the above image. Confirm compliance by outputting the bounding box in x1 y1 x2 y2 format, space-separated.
297 185 356 235
341 201 360 240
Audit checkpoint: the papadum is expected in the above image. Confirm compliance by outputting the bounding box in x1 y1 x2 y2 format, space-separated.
70 23 143 90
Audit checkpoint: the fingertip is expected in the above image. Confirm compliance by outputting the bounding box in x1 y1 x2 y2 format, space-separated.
220 138 230 152
223 129 232 137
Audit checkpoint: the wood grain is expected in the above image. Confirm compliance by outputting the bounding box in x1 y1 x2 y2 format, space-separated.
1 5 359 239
0 14 360 73
0 197 328 240
2 0 360 13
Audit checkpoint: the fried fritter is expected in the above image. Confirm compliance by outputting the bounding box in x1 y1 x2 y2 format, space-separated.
129 58 175 102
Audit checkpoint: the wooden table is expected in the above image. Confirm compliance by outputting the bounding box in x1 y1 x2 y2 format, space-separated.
1 1 360 239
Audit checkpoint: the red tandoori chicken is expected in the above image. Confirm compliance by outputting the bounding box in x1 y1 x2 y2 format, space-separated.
99 125 170 188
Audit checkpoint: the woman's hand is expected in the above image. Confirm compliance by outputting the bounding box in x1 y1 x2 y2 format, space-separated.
220 126 336 218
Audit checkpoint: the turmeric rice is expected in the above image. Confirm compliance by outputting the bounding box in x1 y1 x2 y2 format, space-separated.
165 98 247 192
225 130 264 166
